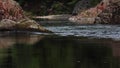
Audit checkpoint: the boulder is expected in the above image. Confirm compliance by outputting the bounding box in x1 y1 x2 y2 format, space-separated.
0 19 16 29
0 0 26 21
69 7 99 24
95 1 120 24
0 0 52 32
16 19 52 32
69 0 104 24
0 19 52 32
70 0 120 24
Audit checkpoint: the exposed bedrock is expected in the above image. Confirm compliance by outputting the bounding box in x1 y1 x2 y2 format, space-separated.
69 0 120 24
0 19 52 32
0 0 52 33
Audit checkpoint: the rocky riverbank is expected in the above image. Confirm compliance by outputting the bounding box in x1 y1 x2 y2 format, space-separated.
96 1 120 24
0 19 52 32
69 0 120 24
0 0 51 32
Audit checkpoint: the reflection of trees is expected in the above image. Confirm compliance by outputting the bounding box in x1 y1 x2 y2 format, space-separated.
0 36 120 68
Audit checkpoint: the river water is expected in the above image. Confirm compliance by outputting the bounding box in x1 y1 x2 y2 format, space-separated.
0 21 120 68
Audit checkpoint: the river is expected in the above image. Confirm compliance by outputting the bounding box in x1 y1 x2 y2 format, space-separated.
0 21 120 68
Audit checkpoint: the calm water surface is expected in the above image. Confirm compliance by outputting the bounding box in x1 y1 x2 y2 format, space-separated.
0 21 120 68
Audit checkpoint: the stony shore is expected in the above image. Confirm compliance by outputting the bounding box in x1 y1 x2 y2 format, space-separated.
0 0 52 32
69 0 120 24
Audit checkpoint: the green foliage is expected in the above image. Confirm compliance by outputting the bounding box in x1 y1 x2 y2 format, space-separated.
15 0 79 15
15 0 101 15
90 0 102 6
67 0 78 5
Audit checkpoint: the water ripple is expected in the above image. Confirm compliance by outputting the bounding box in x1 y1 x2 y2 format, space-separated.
45 25 120 40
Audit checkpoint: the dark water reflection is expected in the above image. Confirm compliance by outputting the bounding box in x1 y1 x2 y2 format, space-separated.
0 35 120 68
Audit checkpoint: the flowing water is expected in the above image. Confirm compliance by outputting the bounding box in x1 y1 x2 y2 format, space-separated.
0 21 120 68
43 22 120 40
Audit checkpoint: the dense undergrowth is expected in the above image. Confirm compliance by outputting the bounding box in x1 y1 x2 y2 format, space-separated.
15 0 102 16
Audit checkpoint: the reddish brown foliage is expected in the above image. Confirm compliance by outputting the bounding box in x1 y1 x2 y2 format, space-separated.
0 0 26 21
